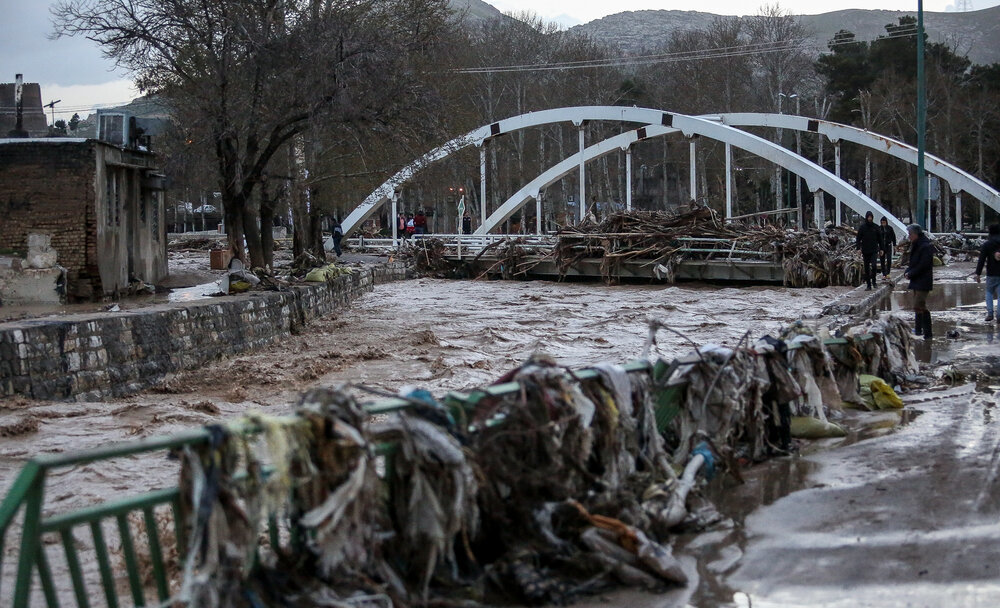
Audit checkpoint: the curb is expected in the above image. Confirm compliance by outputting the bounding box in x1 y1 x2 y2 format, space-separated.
819 270 905 320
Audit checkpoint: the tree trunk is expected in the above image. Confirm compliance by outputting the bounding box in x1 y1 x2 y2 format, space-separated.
309 198 325 260
222 192 247 263
243 201 265 269
259 186 277 269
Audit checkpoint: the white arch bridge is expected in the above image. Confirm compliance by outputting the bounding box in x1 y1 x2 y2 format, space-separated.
342 106 999 242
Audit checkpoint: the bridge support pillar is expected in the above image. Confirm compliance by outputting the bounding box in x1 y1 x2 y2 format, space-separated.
834 141 842 226
626 147 633 211
578 125 586 222
814 190 825 229
536 193 543 234
956 191 963 232
725 142 733 219
689 139 697 202
480 145 487 229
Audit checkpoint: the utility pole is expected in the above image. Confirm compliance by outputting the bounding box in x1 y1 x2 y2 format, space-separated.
794 95 802 211
44 100 61 127
916 0 927 228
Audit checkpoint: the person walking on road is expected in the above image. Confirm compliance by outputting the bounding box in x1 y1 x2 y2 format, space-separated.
904 224 935 339
974 223 1000 322
878 217 896 280
856 211 880 290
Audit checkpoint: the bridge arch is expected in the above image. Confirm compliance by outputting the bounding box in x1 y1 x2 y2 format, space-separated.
715 113 1000 224
477 112 908 239
343 107 700 236
344 107 945 238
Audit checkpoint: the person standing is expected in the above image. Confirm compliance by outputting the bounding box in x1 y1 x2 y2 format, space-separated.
397 213 407 239
878 217 896 280
974 224 1000 322
856 211 880 290
413 209 427 235
330 217 343 257
904 224 934 339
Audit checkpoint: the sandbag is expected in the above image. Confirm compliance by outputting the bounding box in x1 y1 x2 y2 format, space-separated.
859 374 904 410
304 263 348 282
790 416 847 439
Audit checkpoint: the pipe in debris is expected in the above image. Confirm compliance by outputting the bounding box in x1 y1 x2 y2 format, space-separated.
661 453 705 528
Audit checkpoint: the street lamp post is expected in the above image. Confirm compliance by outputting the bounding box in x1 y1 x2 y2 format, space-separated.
916 0 927 228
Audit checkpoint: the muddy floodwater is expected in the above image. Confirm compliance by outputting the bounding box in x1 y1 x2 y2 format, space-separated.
4 274 999 606
0 279 850 496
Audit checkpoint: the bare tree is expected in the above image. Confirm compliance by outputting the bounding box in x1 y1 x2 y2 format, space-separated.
54 0 453 267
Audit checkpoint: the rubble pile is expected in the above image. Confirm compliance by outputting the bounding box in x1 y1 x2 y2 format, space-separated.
554 207 867 287
174 314 917 607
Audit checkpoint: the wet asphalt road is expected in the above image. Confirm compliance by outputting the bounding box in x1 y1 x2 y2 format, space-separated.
578 271 1000 608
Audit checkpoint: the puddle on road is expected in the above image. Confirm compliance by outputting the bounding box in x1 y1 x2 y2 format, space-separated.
886 281 1000 365
673 406 924 606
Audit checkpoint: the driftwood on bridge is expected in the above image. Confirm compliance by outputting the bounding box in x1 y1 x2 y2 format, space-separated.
553 206 866 287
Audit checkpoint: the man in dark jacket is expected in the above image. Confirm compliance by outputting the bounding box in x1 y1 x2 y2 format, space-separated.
904 224 935 339
856 211 881 290
878 217 896 280
974 224 1000 322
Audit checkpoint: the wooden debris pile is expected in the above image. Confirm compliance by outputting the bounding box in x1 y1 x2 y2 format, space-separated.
554 206 865 287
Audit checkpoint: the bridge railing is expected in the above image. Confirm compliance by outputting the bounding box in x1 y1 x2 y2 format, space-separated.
345 233 776 261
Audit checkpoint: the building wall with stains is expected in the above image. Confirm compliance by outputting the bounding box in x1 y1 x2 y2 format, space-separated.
0 139 166 300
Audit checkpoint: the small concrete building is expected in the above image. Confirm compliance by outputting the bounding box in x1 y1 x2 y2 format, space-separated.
0 138 167 301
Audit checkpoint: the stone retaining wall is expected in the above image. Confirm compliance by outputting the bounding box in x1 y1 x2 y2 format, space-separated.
0 262 412 401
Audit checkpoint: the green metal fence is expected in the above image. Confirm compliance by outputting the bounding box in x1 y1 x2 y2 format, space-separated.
0 339 864 607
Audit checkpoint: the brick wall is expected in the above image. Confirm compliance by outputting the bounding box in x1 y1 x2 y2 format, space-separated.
0 262 413 401
0 141 97 297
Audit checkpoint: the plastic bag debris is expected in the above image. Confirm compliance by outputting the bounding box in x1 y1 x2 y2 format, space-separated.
859 374 904 410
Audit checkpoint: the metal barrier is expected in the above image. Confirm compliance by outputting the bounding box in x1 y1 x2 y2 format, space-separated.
1 338 865 606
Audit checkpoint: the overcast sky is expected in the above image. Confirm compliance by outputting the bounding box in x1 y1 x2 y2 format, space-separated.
2 0 999 121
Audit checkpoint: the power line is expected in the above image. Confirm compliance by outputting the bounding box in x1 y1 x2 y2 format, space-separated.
0 101 133 113
454 27 920 74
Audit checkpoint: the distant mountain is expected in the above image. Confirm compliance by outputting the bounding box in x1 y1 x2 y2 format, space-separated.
568 6 1000 65
550 14 584 30
448 0 505 22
